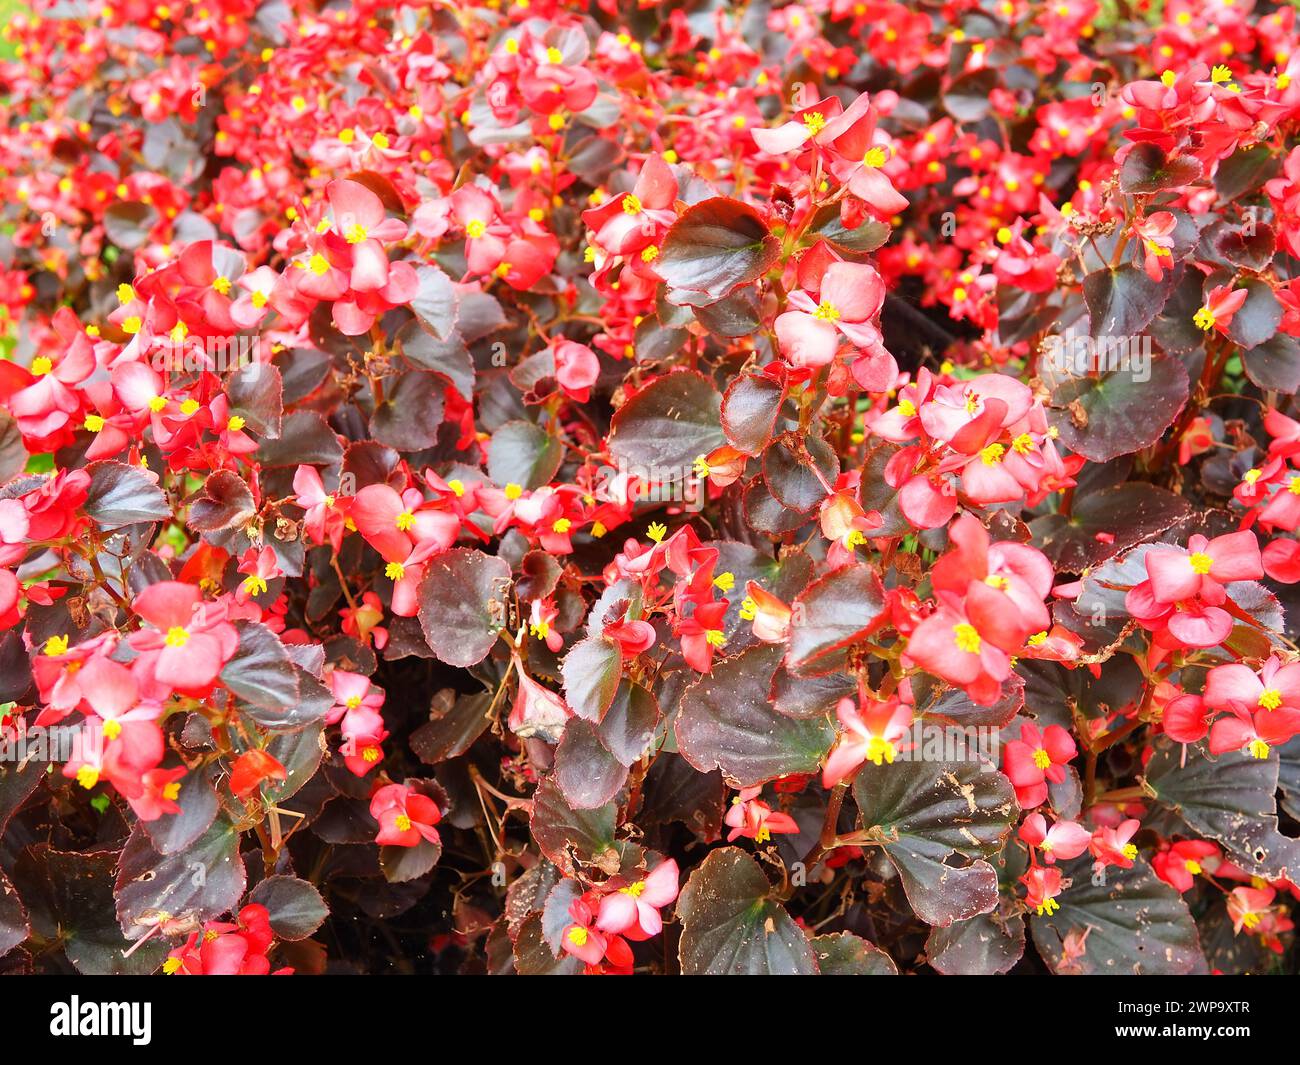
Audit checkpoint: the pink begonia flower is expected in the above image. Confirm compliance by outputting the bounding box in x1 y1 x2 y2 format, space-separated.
62 717 165 801
560 898 610 967
1134 211 1177 281
1018 813 1092 863
723 786 799 844
1002 722 1077 809
325 178 409 291
552 339 601 403
774 261 886 369
1208 704 1300 760
821 93 910 221
340 705 389 777
1162 693 1213 743
1020 864 1063 916
930 512 1054 643
581 154 677 256
508 656 572 743
740 582 793 644
822 694 914 788
595 859 680 939
1204 655 1300 714
127 581 239 695
1142 531 1264 604
904 592 1016 707
327 669 385 726
1090 818 1141 871
370 783 442 848
1194 284 1248 335
751 94 851 155
1153 841 1221 893
128 766 187 822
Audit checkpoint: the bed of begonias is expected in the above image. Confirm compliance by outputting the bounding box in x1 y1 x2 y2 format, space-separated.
0 0 1299 977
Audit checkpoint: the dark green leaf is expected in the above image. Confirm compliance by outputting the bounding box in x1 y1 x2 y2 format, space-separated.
607 370 725 470
676 847 816 974
654 197 780 303
554 718 627 809
854 758 1017 927
84 460 169 530
1030 856 1204 974
1048 355 1188 462
248 875 329 940
676 644 834 787
785 563 886 672
487 420 563 489
416 548 510 668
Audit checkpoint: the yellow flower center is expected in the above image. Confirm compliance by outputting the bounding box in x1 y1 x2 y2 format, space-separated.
802 111 826 135
227 415 246 432
552 517 572 533
396 510 416 531
1184 859 1202 875
980 443 1005 465
394 814 412 831
165 626 189 648
45 634 70 656
1258 688 1283 711
953 623 981 654
31 356 53 376
568 927 589 946
84 414 106 432
1193 306 1216 331
362 746 381 762
242 575 268 597
866 736 897 765
103 719 122 740
621 194 642 215
77 765 99 789
385 561 406 581
705 629 726 648
1188 552 1213 575
1122 843 1138 860
862 146 888 168
1033 748 1052 770
1248 738 1271 759
308 253 331 275
620 881 646 897
212 276 232 295
344 223 368 244
813 299 840 321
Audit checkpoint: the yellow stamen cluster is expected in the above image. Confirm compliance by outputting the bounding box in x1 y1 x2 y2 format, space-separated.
953 622 981 654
